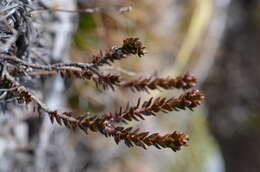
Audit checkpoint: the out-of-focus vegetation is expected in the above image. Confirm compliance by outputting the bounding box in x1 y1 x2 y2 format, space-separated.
69 0 225 171
2 0 259 171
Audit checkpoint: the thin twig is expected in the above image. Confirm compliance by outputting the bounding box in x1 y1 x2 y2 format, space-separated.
0 86 20 92
31 6 132 14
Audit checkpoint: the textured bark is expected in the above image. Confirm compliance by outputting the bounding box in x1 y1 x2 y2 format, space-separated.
0 1 124 171
0 0 84 171
203 0 260 171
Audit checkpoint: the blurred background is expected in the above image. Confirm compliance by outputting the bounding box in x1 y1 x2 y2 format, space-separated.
1 0 260 172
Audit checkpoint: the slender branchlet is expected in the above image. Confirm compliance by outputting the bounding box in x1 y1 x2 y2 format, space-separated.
89 37 146 68
0 37 204 152
32 6 132 14
110 89 204 123
118 74 197 92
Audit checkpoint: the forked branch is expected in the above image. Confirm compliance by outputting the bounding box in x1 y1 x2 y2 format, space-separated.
0 38 204 151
